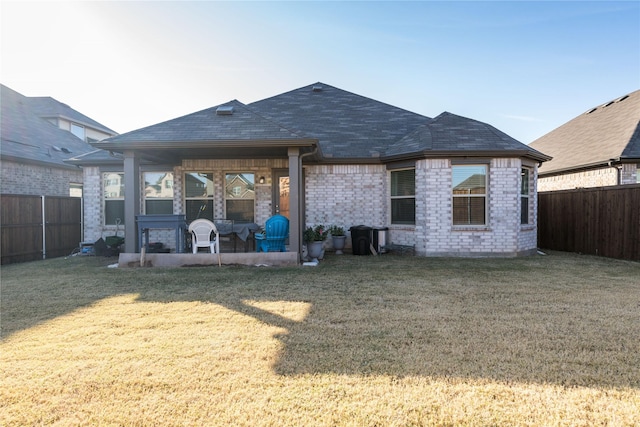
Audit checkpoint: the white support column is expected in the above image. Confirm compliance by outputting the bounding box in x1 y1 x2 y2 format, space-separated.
288 147 301 262
123 150 141 253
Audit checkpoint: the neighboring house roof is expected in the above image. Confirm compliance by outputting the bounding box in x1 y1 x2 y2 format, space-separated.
1 84 99 169
91 82 550 164
25 96 117 135
454 173 486 193
529 89 640 175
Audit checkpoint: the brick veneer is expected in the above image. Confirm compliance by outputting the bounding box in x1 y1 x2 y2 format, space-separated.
304 159 538 257
1 160 83 196
538 164 639 192
83 157 540 256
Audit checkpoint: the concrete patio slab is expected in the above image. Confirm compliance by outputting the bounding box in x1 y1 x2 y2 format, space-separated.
117 252 299 268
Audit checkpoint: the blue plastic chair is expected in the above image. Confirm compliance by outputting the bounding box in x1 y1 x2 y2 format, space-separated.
255 214 289 252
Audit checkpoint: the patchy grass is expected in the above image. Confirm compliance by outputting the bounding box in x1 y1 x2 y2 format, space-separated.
1 252 639 426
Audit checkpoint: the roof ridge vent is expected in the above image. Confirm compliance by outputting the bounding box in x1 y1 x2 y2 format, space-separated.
312 85 323 92
615 95 629 103
216 105 234 115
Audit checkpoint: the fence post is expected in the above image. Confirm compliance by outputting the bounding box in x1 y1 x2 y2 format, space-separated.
42 195 46 260
81 196 84 245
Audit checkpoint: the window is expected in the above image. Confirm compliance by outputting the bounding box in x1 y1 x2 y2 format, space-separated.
453 165 487 225
637 165 640 184
103 172 124 225
144 172 174 215
390 169 415 225
70 122 85 141
521 168 530 224
225 173 255 222
70 183 83 198
184 172 214 222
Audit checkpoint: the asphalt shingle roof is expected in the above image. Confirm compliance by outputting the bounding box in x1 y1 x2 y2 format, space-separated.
1 84 98 168
98 100 308 144
93 82 550 163
249 83 429 159
529 90 640 175
386 111 549 159
26 96 117 135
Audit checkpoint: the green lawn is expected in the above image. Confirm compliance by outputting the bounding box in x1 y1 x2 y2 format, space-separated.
1 252 639 426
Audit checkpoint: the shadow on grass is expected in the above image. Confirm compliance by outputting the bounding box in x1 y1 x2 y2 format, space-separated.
3 253 640 389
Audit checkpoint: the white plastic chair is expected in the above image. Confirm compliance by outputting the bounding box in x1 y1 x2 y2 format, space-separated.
188 219 220 255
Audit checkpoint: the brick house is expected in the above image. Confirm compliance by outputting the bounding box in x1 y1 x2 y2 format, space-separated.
1 84 117 197
73 82 550 262
529 89 640 192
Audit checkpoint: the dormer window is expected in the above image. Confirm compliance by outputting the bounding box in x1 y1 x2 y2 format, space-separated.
70 122 85 141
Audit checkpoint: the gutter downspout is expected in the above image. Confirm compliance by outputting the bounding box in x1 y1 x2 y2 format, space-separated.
298 146 319 259
608 159 621 185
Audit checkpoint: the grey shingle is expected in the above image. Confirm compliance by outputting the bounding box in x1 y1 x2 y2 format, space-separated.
1 84 97 168
98 100 308 145
385 112 548 159
249 83 428 159
93 82 551 163
26 96 117 135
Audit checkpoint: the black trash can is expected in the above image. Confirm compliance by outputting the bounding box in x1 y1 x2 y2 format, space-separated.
349 225 372 255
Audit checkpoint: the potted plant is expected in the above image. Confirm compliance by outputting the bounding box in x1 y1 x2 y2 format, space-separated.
304 224 328 261
328 225 347 254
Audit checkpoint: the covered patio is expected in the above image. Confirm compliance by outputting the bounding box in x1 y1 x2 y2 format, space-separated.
89 101 319 266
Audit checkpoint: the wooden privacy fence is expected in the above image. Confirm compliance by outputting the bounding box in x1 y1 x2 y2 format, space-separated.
538 184 640 261
1 194 82 265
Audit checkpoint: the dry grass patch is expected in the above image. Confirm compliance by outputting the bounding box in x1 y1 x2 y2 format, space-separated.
1 252 639 426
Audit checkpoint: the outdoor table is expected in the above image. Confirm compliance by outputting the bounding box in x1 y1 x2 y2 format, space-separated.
223 222 260 252
136 214 188 254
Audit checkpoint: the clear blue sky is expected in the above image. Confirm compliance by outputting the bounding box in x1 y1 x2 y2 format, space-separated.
2 1 638 144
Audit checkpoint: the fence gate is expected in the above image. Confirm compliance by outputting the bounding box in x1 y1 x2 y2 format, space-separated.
537 184 640 261
1 195 82 264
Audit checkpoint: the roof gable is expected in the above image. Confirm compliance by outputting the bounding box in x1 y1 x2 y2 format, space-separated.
249 82 429 160
385 112 549 160
529 90 640 174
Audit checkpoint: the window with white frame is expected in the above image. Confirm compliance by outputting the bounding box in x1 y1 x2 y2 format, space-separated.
184 172 214 222
452 165 487 225
70 183 83 198
390 168 415 225
144 172 174 215
225 173 255 222
521 168 530 225
103 172 124 225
